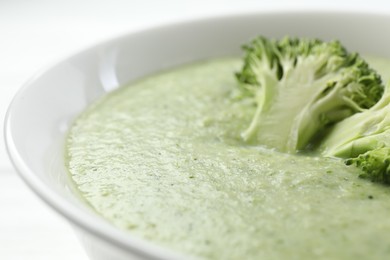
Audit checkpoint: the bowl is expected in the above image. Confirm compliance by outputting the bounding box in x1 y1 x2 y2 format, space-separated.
5 10 390 260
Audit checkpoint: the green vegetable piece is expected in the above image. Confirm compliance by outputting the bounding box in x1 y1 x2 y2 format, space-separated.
321 84 390 183
236 36 384 153
346 147 390 183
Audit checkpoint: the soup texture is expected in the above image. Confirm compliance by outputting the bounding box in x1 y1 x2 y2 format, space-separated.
67 57 390 259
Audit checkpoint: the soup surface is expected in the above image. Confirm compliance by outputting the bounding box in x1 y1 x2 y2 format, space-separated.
67 56 390 259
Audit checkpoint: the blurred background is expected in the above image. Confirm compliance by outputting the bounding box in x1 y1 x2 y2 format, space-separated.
1 1 390 259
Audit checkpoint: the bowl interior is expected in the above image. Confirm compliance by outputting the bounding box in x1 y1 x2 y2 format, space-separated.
5 11 390 258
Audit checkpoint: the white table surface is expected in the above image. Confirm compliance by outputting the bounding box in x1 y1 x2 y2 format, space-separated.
1 1 390 259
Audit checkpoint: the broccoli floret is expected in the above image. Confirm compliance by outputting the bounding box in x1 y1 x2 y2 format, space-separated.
345 147 390 183
320 84 390 183
321 85 390 157
236 36 384 153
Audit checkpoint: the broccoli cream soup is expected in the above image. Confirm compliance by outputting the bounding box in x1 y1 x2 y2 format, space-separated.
67 57 390 260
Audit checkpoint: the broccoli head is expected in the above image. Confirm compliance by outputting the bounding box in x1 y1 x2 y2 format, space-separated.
236 36 384 153
320 84 390 183
345 147 390 184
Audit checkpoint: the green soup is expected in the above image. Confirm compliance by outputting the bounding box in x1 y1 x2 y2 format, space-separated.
66 56 390 259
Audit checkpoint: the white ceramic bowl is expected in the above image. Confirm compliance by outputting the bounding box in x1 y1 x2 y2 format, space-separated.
5 10 390 260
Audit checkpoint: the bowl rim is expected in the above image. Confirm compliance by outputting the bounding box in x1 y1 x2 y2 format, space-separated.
5 8 390 259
